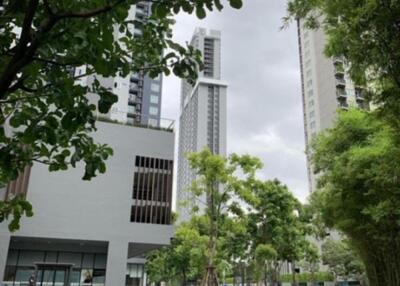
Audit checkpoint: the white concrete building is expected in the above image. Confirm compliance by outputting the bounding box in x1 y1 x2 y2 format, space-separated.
297 20 369 193
0 121 175 286
176 28 227 221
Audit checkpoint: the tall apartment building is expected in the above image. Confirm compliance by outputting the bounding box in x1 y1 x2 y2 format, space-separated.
76 2 163 127
297 20 369 193
176 28 228 221
0 121 175 286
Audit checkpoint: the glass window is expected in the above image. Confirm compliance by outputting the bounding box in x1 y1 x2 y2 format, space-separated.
71 270 81 286
309 100 314 107
310 121 316 129
93 269 106 285
18 250 45 266
309 111 315 118
45 251 57 263
150 95 159 104
55 269 66 285
58 252 82 268
4 266 16 283
15 267 35 283
308 89 313 97
81 269 93 286
150 83 160 93
6 250 18 266
149 106 158 116
94 254 107 269
305 59 311 68
82 254 94 268
306 69 312 77
306 80 312 87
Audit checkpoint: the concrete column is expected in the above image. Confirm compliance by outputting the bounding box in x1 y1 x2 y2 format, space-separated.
0 234 11 282
105 240 127 286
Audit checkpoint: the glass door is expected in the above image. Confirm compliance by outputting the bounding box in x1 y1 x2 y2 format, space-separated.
41 269 55 286
35 264 72 286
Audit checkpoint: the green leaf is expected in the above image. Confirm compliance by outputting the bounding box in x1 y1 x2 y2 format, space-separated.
195 6 206 19
229 0 243 9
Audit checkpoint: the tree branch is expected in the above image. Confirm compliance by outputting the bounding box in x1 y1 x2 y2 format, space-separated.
43 0 55 15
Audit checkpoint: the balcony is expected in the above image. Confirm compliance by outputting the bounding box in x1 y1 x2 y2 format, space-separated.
128 95 136 105
336 89 347 98
335 77 346 87
333 56 343 64
338 101 349 110
334 64 345 75
355 88 365 100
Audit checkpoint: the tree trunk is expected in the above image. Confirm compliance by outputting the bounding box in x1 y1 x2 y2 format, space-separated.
201 184 219 286
291 262 297 286
365 249 400 286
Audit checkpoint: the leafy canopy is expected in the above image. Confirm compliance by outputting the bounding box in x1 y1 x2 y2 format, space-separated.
310 108 400 286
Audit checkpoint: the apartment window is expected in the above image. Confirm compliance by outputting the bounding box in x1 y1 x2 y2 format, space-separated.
309 110 315 118
309 100 314 107
308 89 313 97
307 80 313 87
306 69 312 77
149 106 158 115
150 83 160 93
305 59 311 68
310 121 316 129
305 50 310 58
150 95 159 104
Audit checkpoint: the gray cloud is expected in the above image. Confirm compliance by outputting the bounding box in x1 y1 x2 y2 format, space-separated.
162 0 309 203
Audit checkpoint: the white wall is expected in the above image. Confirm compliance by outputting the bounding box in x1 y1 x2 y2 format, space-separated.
0 122 175 285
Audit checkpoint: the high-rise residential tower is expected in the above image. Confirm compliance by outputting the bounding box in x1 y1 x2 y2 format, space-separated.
177 28 227 221
297 20 369 193
75 2 163 127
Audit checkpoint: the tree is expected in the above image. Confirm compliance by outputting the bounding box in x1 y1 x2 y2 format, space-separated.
286 0 400 128
254 243 278 286
245 179 313 286
187 148 262 286
308 108 400 286
146 221 208 286
321 239 365 284
0 0 244 230
299 243 320 285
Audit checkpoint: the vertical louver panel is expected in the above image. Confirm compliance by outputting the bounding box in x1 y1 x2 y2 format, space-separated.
130 156 173 225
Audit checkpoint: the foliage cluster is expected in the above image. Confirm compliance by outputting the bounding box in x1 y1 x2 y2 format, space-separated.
307 109 400 286
147 149 318 286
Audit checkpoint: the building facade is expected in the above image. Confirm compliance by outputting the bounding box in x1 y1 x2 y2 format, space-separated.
75 2 163 127
0 121 175 286
176 28 227 221
297 19 369 193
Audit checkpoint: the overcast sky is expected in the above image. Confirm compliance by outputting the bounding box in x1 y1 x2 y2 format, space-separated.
162 1 309 203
